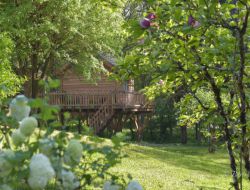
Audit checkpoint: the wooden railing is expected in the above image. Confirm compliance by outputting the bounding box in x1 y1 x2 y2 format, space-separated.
47 91 153 110
113 91 147 108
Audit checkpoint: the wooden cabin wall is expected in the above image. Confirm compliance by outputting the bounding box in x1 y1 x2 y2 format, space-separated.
60 70 124 93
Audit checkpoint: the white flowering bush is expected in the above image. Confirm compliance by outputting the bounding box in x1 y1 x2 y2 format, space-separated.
0 150 14 178
19 117 38 136
11 129 26 146
39 138 55 157
126 180 143 190
0 81 143 190
64 139 83 166
9 95 30 122
103 181 122 190
0 184 13 190
61 170 80 190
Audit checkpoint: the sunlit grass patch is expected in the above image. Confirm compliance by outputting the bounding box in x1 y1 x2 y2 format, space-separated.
111 143 250 190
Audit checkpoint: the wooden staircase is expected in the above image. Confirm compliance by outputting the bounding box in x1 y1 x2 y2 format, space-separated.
88 96 114 134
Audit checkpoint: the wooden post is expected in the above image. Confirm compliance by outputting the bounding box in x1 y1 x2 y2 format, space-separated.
134 115 144 142
115 114 123 133
60 111 66 130
77 114 82 134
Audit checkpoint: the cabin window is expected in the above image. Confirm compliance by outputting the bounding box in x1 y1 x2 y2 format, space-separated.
123 81 128 91
128 80 134 92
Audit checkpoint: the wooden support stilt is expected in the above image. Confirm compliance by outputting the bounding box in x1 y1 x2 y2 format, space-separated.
133 115 144 142
60 111 65 130
115 114 123 133
77 116 82 134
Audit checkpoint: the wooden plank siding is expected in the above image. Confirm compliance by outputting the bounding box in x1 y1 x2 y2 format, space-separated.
44 68 154 113
60 70 124 93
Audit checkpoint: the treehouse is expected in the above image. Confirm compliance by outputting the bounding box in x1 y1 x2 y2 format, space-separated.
43 57 154 139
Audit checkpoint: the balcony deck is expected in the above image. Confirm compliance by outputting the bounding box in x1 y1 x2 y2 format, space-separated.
47 91 154 113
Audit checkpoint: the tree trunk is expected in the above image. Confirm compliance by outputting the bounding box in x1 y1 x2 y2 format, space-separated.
208 124 216 153
31 42 39 98
77 117 82 134
180 126 187 144
195 123 201 142
238 28 250 180
204 69 239 189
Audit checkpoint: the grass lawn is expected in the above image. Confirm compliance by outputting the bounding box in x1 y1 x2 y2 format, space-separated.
111 143 250 190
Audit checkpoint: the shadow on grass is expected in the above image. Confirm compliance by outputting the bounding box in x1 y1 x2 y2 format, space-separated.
126 143 230 177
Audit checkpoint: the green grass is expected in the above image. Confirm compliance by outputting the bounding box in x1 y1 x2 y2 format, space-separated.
111 143 250 190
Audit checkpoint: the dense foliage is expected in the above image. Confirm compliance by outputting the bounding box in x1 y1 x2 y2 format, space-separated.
119 0 250 189
0 33 23 99
0 0 125 97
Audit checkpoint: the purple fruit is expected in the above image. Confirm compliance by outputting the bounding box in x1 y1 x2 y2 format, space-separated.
188 15 195 26
146 13 156 20
188 15 201 28
158 79 164 85
140 18 151 29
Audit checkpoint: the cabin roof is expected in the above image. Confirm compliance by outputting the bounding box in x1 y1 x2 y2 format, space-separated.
98 53 116 66
55 53 116 77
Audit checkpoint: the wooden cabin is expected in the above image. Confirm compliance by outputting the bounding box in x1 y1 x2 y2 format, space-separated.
46 58 154 140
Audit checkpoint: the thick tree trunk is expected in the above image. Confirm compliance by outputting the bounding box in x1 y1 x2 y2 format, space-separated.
204 69 239 189
31 42 39 98
238 28 250 180
195 123 201 142
180 126 187 144
170 125 173 137
208 124 216 153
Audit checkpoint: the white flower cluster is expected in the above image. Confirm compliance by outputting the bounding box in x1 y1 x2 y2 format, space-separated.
9 95 38 146
126 180 143 190
64 139 83 165
11 129 26 146
103 181 121 190
9 95 30 121
11 116 38 146
0 150 15 178
0 184 12 190
103 180 143 190
61 170 80 190
39 138 56 156
19 116 38 136
28 154 55 190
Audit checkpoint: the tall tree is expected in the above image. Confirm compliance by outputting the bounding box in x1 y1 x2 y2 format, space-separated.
0 0 125 97
0 33 23 99
119 0 250 189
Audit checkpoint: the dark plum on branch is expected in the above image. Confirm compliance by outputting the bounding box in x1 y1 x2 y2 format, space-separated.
140 18 151 29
